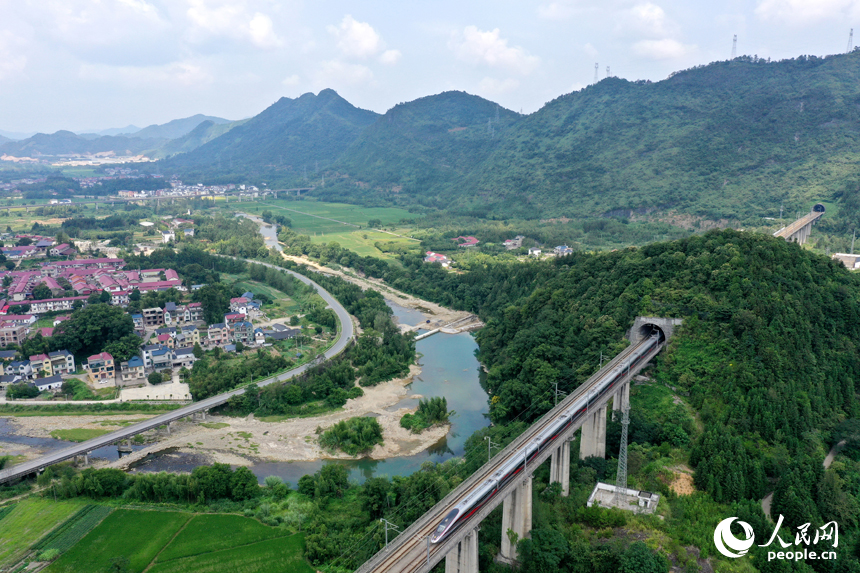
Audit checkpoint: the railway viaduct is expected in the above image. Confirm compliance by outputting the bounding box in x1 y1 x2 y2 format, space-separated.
773 204 826 245
355 317 681 573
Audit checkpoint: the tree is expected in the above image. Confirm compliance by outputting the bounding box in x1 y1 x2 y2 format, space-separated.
148 372 163 385
192 284 235 324
230 466 260 500
360 477 391 519
192 343 204 359
15 237 32 246
368 219 383 228
4 261 14 270
7 382 39 399
99 290 111 303
129 288 141 302
52 304 135 357
2 275 11 288
32 284 52 300
235 341 245 353
103 335 142 363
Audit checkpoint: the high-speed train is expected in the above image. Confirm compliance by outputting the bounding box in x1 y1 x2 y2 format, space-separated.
430 331 661 543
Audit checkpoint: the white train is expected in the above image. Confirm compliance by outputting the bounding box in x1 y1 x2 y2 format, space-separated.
430 332 661 543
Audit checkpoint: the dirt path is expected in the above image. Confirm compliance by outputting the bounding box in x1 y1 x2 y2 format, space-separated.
281 254 472 326
761 440 846 519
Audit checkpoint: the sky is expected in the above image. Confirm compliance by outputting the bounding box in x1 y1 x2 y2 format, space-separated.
0 0 857 135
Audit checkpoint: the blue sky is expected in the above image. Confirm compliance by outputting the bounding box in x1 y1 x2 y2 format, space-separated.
0 0 857 134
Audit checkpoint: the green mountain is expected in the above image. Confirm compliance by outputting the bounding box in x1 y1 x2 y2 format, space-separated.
162 89 379 175
0 130 164 157
448 52 860 220
148 118 249 159
132 114 232 140
332 91 519 198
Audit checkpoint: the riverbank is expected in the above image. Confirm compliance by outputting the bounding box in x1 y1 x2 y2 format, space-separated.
106 363 448 470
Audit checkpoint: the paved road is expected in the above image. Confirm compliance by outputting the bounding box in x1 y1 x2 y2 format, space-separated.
0 258 354 485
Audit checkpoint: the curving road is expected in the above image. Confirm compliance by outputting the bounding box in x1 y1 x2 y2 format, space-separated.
0 258 354 485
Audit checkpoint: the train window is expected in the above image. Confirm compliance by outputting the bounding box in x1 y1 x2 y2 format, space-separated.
435 509 458 535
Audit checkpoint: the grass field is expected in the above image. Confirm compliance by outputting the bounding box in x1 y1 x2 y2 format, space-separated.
148 534 312 573
32 505 113 554
49 428 112 442
156 515 288 562
45 509 191 573
234 199 417 233
0 498 87 568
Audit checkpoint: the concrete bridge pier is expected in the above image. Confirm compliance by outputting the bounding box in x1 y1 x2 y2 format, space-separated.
579 405 607 459
612 381 630 420
549 439 571 496
445 527 479 573
498 477 532 564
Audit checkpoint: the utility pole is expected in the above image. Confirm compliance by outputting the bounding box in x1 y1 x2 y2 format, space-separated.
380 519 400 547
731 34 737 59
852 229 856 255
554 380 567 406
484 435 499 463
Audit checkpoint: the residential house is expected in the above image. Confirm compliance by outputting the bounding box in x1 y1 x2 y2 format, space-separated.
423 252 451 267
132 314 144 332
528 247 542 257
120 356 145 384
49 244 74 257
172 347 197 370
141 344 163 369
207 323 230 346
183 228 194 237
0 324 27 347
224 312 245 324
157 333 175 349
28 296 88 314
504 236 525 250
142 307 165 327
32 375 64 392
8 360 33 379
553 245 573 256
161 231 175 243
110 291 130 306
3 315 37 326
180 325 201 346
232 321 254 344
452 236 479 247
187 302 203 322
255 328 266 345
149 346 172 370
0 374 21 390
53 315 70 327
48 350 75 375
230 297 249 314
86 352 115 385
29 354 53 376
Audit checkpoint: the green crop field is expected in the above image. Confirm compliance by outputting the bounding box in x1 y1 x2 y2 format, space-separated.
232 199 418 234
148 534 312 573
32 504 113 554
49 428 112 442
305 229 419 259
45 509 190 573
155 514 289 562
0 498 87 568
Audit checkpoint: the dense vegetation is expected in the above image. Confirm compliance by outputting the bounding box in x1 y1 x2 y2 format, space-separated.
400 396 451 433
318 417 383 456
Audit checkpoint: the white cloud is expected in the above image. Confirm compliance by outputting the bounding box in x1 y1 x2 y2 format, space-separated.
632 38 695 59
314 60 374 87
583 42 598 58
621 3 671 37
282 74 301 86
79 61 213 86
186 0 282 48
538 1 579 20
755 0 860 24
449 26 540 75
479 77 520 94
328 15 383 59
0 31 27 81
379 49 402 65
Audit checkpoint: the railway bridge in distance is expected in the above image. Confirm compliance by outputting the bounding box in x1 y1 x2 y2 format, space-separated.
773 203 825 245
354 317 682 573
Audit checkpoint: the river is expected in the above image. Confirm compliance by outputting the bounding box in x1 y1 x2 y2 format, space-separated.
131 302 490 485
0 418 146 462
235 213 282 251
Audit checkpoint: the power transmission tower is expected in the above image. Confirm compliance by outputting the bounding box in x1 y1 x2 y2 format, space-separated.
731 34 737 59
613 406 630 508
594 63 599 84
606 66 610 78
848 29 854 53
495 104 500 123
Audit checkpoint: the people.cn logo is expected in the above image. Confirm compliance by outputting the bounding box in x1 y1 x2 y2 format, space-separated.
714 517 756 558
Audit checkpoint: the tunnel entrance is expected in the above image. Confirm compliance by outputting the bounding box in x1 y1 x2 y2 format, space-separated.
629 317 682 344
636 323 665 343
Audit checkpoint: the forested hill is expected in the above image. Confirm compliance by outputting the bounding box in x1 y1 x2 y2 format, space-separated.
455 52 860 220
0 130 164 157
331 91 520 198
466 230 859 542
161 89 379 176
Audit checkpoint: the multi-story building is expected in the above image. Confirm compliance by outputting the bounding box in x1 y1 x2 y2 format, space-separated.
8 360 33 379
180 325 201 346
233 321 254 344
85 352 115 385
28 296 88 314
187 302 203 322
29 354 52 376
120 356 145 384
207 323 230 346
132 314 144 332
230 297 249 314
172 347 197 370
48 350 76 375
0 324 27 347
150 346 172 370
142 307 165 327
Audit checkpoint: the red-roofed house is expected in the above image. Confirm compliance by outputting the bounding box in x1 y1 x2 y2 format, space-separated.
86 352 115 385
452 236 479 247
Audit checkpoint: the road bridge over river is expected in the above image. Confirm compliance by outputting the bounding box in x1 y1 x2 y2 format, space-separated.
0 257 354 485
355 317 681 573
